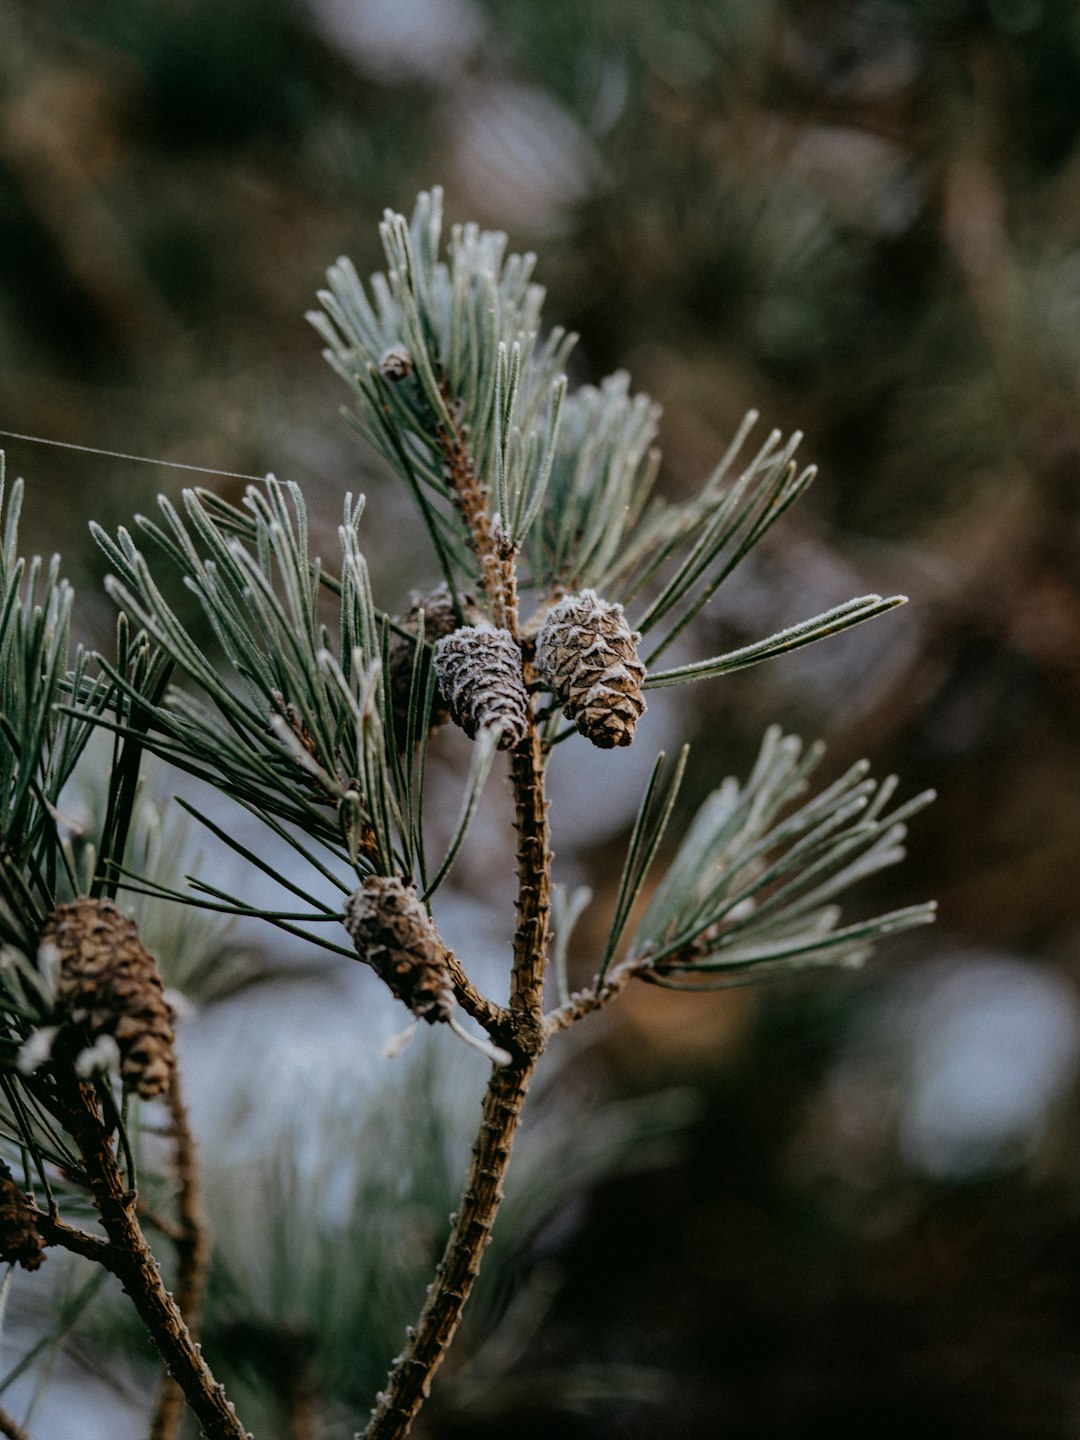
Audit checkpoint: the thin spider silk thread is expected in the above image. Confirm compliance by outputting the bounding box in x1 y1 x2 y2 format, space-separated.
0 429 269 484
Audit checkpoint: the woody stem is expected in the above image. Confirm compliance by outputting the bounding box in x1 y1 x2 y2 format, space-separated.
149 1071 212 1440
58 1074 249 1440
361 722 550 1440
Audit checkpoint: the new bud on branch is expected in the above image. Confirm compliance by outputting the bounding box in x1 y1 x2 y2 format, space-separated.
536 590 646 748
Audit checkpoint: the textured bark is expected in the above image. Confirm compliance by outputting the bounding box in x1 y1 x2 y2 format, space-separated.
434 415 505 626
543 956 647 1038
58 1075 249 1440
444 950 506 1036
360 1060 535 1439
507 730 551 1026
149 1073 212 1440
360 722 551 1440
35 1212 110 1264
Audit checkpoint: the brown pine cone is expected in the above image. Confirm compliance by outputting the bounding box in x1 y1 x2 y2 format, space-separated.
433 624 530 749
535 590 646 748
379 345 414 381
0 1161 45 1271
40 899 175 1101
387 586 477 746
343 876 455 1023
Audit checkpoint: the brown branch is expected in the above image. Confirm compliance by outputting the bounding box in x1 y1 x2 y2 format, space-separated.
0 1403 32 1440
56 1073 249 1440
444 949 508 1036
34 1211 111 1265
506 728 551 1027
361 670 552 1440
149 1071 212 1440
431 380 518 633
360 1058 536 1440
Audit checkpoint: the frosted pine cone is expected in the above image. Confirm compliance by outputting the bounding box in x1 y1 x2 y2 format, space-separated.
344 876 455 1023
387 586 477 746
535 590 646 748
379 345 414 381
433 624 530 749
0 1161 45 1271
40 899 175 1101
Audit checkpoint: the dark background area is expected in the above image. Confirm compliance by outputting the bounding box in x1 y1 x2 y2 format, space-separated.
4 1 1080 1436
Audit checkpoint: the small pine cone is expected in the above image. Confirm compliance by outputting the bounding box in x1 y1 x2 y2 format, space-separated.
433 625 530 749
387 586 477 746
344 876 454 1023
535 590 646 748
0 1161 45 1271
40 899 175 1101
379 345 414 381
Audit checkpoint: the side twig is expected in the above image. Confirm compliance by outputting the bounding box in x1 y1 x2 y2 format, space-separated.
57 1073 249 1440
149 1071 212 1440
0 1403 31 1440
35 1212 111 1266
543 957 651 1038
444 950 507 1036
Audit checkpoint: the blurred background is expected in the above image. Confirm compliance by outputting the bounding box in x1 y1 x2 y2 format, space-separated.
3 0 1080 1435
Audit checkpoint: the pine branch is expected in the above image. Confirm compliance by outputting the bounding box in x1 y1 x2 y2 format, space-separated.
34 1212 110 1265
149 1071 211 1440
359 702 550 1440
360 1059 535 1440
0 190 936 1440
443 950 507 1037
0 1404 32 1440
55 1072 250 1440
627 727 936 981
544 956 649 1038
360 371 553 1439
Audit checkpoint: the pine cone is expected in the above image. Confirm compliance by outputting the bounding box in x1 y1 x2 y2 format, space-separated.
40 899 176 1101
0 1161 45 1271
387 586 477 746
344 876 455 1023
434 624 530 749
535 590 646 748
379 345 414 381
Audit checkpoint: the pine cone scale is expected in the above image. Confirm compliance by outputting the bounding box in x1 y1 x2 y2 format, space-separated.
344 876 455 1023
0 1161 45 1271
434 624 530 748
39 899 176 1101
535 590 646 748
388 585 479 747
